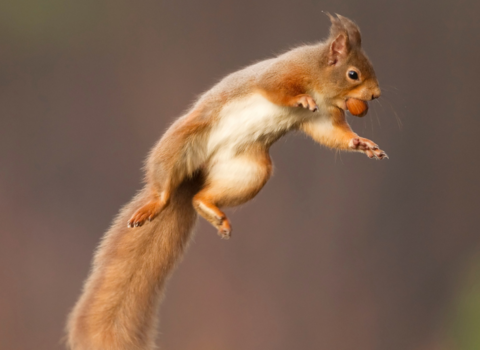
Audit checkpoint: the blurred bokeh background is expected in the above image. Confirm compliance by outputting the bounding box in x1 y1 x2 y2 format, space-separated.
1 0 480 349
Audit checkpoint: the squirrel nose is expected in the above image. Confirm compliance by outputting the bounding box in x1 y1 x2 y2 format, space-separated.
371 88 381 100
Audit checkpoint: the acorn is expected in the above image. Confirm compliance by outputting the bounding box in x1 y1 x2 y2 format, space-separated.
346 98 368 117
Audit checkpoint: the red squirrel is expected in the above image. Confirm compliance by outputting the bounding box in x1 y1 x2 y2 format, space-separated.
67 14 387 350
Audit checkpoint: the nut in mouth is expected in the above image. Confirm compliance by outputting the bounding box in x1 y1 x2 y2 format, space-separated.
346 98 368 117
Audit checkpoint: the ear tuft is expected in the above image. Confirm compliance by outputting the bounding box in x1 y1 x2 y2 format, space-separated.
324 12 345 40
335 14 362 47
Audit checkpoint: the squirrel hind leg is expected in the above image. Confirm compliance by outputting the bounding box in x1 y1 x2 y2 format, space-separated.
127 191 170 228
193 193 232 239
193 151 272 238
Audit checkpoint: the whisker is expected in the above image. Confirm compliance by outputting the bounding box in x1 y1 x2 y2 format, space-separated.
372 101 381 128
338 148 344 164
370 108 375 136
380 85 407 106
381 85 400 92
380 95 403 130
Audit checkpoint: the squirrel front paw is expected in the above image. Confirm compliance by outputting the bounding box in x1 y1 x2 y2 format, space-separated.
292 94 318 112
349 137 388 160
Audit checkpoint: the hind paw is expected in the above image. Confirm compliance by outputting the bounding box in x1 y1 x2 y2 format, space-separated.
128 200 165 228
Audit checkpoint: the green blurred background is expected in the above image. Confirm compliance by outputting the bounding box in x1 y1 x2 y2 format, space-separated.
1 0 480 349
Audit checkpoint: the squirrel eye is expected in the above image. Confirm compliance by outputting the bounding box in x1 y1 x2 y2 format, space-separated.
348 70 359 80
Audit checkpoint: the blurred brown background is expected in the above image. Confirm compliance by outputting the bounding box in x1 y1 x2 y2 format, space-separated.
1 0 480 349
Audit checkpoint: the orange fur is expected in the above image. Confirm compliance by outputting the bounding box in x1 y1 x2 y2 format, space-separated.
67 14 387 350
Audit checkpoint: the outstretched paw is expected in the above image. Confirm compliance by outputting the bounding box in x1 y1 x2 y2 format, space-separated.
349 137 388 160
292 94 318 112
128 200 165 228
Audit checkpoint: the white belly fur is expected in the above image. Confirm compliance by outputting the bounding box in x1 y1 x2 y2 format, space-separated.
208 93 316 154
208 92 333 155
205 93 294 189
202 92 332 195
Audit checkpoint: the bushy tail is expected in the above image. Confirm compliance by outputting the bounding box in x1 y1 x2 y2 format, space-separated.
67 176 202 350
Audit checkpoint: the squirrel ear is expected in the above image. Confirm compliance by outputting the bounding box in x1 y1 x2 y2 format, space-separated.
325 12 351 65
335 14 362 47
328 33 349 65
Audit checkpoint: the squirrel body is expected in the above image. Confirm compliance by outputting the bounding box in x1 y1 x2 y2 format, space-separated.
67 14 387 350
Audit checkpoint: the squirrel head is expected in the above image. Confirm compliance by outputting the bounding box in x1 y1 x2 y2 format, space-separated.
319 14 381 112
